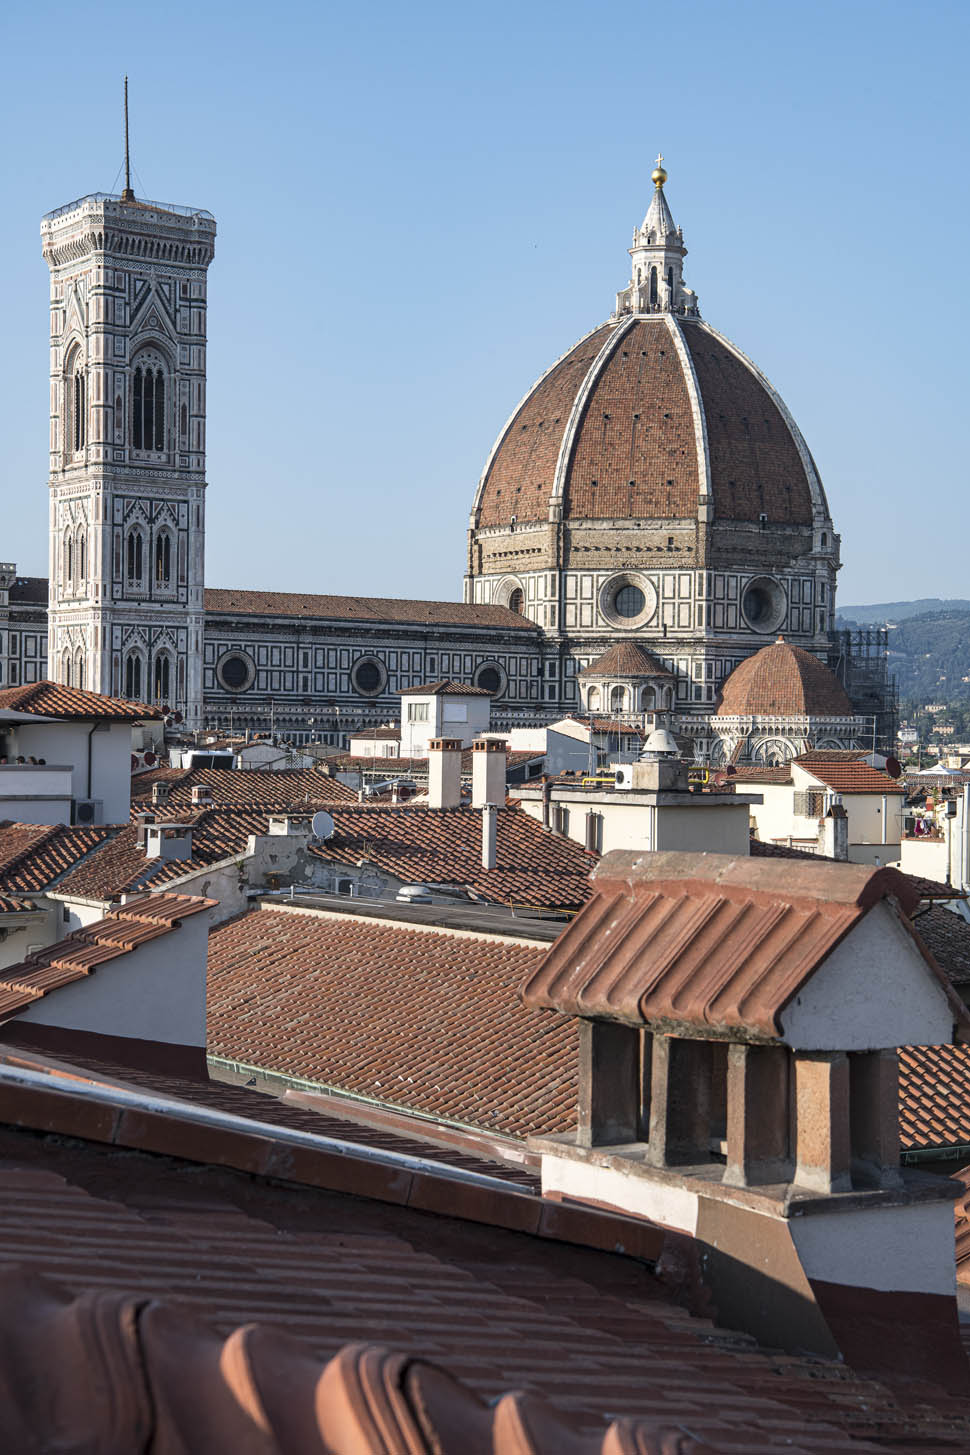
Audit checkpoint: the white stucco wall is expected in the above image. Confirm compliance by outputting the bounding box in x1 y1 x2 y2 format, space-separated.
518 793 750 856
749 771 903 863
781 902 955 1051
10 720 132 823
791 1199 956 1295
16 906 212 1047
540 1152 699 1236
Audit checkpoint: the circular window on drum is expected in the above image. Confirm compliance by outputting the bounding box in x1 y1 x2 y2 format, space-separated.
351 656 387 696
740 576 787 634
215 651 256 693
599 573 657 629
473 661 507 697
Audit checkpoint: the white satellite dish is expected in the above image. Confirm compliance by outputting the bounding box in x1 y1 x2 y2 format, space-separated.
311 809 335 841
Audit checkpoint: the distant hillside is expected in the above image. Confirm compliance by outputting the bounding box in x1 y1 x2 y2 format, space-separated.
837 598 970 625
882 610 970 704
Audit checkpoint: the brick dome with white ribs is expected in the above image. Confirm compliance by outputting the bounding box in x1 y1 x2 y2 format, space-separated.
465 158 841 737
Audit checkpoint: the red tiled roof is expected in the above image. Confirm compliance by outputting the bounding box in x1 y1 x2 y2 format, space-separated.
722 765 793 783
523 852 946 1041
717 639 853 717
912 906 970 986
131 765 357 807
749 837 963 901
204 588 536 631
399 679 492 696
314 804 596 909
347 726 401 740
330 747 542 773
207 907 570 1137
899 1044 970 1152
0 893 213 1020
795 753 905 795
0 680 161 721
0 895 42 916
578 643 673 679
0 822 114 892
0 1103 962 1448
54 808 277 900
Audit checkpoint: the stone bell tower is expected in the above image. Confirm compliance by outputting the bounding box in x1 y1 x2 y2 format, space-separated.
41 118 215 726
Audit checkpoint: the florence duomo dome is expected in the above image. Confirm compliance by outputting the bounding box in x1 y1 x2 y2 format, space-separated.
465 158 844 742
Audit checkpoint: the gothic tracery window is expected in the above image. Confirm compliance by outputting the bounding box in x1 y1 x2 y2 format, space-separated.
132 350 168 452
72 367 86 451
125 654 142 699
155 532 172 585
153 653 171 703
126 530 144 583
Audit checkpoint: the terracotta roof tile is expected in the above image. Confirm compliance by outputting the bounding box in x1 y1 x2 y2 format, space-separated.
207 907 571 1137
899 1044 970 1152
131 765 357 808
0 1122 960 1448
578 643 673 679
399 679 492 696
204 589 535 631
717 638 853 717
314 804 595 909
0 894 41 915
0 822 114 892
912 906 970 986
523 852 943 1040
0 680 161 721
795 753 905 794
0 893 213 1020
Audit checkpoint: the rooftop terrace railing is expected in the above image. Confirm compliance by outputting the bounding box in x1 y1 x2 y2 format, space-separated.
42 192 215 223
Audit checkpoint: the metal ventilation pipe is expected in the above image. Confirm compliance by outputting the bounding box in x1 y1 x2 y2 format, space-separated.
481 803 497 870
541 779 552 830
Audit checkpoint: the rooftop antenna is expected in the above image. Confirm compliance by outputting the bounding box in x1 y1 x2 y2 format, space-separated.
121 76 135 202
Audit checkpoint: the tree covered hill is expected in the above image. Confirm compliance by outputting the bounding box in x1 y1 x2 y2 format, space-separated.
852 610 970 706
838 598 970 624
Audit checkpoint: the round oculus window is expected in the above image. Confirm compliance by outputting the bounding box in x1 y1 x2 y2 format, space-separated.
474 664 505 696
351 658 385 695
614 584 646 618
740 576 787 633
215 651 255 693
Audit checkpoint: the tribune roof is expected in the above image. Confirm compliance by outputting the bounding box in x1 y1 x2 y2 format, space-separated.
716 639 854 718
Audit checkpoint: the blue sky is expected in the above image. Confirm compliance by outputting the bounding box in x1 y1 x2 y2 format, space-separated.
1 0 966 607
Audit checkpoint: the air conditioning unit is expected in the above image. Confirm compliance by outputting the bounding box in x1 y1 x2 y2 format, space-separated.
613 764 635 791
72 798 103 826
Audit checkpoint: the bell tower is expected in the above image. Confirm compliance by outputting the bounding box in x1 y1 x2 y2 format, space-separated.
41 111 215 725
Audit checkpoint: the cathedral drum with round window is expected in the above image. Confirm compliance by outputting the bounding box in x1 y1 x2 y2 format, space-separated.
598 574 657 630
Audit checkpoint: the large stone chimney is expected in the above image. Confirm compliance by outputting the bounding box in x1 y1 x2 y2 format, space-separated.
427 738 462 810
522 851 970 1391
471 739 506 809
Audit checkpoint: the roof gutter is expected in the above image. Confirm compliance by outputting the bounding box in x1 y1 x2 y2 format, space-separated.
0 1060 532 1198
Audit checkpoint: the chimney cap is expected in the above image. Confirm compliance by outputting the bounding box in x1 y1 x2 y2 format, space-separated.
429 738 463 752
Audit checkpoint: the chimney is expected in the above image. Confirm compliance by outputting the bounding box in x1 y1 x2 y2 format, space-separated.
818 797 849 861
427 738 462 810
522 852 970 1390
151 781 171 807
481 803 497 870
144 824 193 861
471 738 506 808
191 783 213 807
134 811 156 847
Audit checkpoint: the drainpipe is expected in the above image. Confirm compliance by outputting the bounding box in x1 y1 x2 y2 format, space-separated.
481 803 497 870
963 784 970 893
881 794 888 846
541 779 552 830
86 722 97 798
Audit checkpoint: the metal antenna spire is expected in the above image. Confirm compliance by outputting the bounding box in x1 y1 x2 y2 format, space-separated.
121 76 135 202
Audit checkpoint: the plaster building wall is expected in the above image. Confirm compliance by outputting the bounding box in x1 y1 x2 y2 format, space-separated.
16 906 212 1048
518 791 751 856
748 773 903 863
10 720 132 823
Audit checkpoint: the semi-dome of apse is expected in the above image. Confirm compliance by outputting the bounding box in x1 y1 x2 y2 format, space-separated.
716 636 854 718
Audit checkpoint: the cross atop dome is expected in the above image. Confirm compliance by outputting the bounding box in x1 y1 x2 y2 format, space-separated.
615 155 700 319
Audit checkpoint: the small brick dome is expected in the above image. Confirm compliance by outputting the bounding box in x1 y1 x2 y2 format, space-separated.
716 637 853 717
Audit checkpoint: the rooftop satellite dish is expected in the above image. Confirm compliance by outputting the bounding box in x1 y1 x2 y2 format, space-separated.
311 809 335 841
885 755 902 779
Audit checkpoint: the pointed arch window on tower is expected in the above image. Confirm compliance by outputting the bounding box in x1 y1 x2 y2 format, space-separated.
125 653 142 700
155 532 172 586
649 267 658 307
72 367 86 452
153 653 170 704
66 537 73 588
131 350 168 453
78 531 86 584
126 529 144 584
